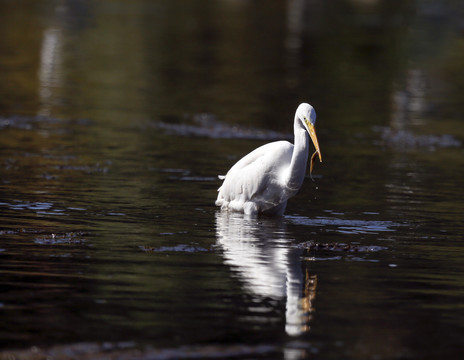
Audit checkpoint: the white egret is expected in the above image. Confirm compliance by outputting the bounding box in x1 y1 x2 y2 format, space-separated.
215 103 322 216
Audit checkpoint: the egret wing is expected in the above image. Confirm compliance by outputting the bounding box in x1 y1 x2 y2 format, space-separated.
217 141 293 209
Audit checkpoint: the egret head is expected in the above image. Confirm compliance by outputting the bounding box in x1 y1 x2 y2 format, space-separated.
296 103 322 162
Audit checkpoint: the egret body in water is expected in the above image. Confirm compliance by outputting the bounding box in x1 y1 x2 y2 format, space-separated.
216 103 322 216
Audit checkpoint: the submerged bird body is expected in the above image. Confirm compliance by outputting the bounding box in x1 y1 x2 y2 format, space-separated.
216 103 321 216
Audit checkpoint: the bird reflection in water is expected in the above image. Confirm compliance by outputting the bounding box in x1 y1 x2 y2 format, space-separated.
215 211 317 336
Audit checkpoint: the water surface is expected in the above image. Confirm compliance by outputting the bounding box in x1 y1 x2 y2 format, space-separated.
1 1 464 359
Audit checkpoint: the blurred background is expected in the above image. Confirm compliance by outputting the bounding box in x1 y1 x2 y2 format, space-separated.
1 0 464 128
1 0 464 359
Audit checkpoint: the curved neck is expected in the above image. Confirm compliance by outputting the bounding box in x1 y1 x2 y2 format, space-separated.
286 115 310 192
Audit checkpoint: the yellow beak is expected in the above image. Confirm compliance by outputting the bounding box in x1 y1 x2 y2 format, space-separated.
308 122 322 162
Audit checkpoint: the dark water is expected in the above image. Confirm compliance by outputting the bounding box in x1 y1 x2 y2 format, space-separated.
1 0 464 359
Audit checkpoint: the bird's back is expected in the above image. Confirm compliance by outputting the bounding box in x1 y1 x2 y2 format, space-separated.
216 141 294 215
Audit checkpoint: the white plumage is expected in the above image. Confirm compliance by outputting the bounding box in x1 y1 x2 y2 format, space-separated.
216 103 322 216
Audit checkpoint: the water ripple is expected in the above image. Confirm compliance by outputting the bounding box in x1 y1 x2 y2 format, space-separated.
287 215 399 234
152 113 291 140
